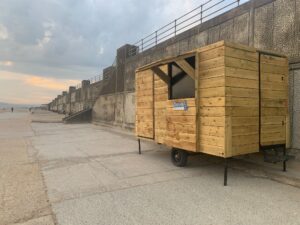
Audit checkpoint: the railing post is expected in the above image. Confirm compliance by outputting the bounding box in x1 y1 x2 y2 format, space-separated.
141 39 144 52
200 4 203 23
174 19 177 36
237 0 240 6
155 31 158 45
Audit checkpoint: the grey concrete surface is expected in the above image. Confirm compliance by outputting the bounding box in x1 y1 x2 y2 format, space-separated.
31 109 64 123
293 70 300 148
14 216 54 225
0 111 55 225
26 111 300 225
2 111 299 225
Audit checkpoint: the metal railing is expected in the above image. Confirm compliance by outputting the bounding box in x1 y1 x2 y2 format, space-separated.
73 0 249 90
76 83 82 89
89 74 103 84
128 0 249 56
74 73 103 90
74 56 118 90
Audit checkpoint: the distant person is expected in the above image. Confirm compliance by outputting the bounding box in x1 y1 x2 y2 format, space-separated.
11 107 14 112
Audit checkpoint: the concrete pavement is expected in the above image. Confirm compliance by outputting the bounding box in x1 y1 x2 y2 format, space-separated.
1 111 300 225
0 111 55 225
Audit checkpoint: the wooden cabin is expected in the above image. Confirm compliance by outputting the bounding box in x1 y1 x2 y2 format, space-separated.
135 41 290 172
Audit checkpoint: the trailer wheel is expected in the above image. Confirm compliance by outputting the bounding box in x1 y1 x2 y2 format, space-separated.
171 148 188 167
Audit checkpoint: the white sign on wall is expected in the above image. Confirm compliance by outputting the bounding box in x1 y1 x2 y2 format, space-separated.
173 100 188 111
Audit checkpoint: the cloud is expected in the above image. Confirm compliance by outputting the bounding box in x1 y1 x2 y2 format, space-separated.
98 46 104 55
0 24 8 40
0 60 13 66
0 70 79 91
0 70 80 104
38 21 55 48
0 0 210 104
24 76 78 90
0 0 204 80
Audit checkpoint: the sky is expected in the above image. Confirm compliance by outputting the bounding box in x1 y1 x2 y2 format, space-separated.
0 0 210 105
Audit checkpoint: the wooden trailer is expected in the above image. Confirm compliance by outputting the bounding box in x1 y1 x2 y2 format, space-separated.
135 41 290 185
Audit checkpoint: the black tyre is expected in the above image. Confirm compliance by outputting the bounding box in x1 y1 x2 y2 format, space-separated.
171 148 188 167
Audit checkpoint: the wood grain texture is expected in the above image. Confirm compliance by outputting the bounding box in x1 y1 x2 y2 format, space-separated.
165 98 197 151
135 70 154 139
135 41 289 158
224 44 259 157
197 44 226 157
154 65 168 144
260 54 289 147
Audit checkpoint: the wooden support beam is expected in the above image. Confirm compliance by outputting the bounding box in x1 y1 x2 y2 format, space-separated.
171 71 186 86
175 59 195 79
151 67 170 84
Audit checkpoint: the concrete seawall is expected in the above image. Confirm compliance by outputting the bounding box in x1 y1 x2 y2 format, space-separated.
49 0 300 149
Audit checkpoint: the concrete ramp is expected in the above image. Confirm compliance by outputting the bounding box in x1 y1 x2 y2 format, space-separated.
63 108 92 124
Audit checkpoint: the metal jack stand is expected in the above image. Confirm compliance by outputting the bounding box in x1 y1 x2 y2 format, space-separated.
224 158 228 186
283 147 287 172
138 138 141 155
262 145 289 172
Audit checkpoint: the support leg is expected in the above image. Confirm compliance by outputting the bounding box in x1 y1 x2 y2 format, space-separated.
138 139 141 155
283 147 287 172
224 158 228 186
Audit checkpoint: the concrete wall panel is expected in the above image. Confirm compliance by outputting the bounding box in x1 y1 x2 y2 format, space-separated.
195 31 208 47
220 19 234 41
101 66 116 95
293 70 300 111
254 3 274 50
273 0 297 57
65 104 70 115
293 113 300 149
233 12 250 45
114 94 124 125
292 70 300 149
289 70 294 144
296 0 300 56
208 25 220 44
179 39 190 54
71 93 76 103
125 59 139 92
124 92 135 128
74 102 83 112
165 43 180 58
92 95 116 123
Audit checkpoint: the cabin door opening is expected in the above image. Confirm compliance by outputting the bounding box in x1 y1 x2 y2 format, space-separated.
259 53 288 147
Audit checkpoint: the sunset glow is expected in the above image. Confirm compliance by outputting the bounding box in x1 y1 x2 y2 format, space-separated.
0 71 80 104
